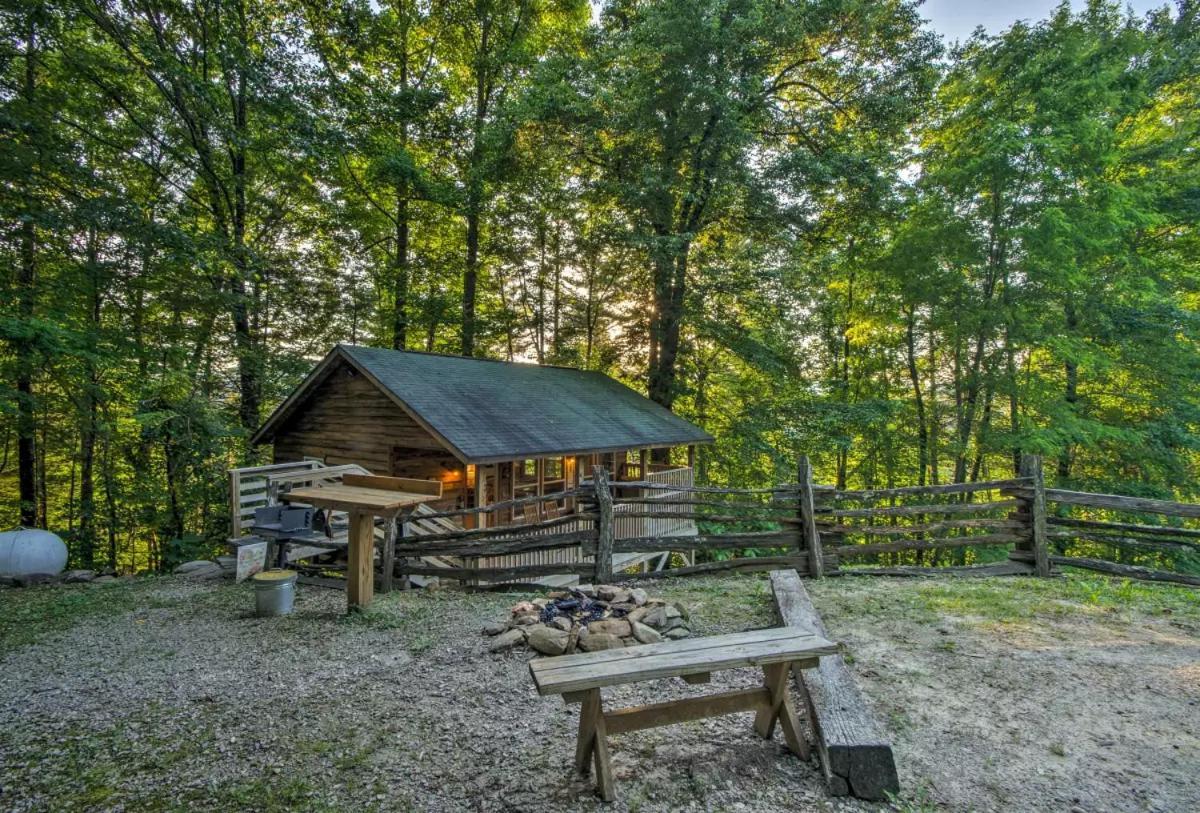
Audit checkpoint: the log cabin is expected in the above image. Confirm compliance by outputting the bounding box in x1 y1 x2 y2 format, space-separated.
248 345 713 530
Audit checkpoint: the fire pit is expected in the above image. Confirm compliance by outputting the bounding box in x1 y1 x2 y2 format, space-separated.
483 584 692 656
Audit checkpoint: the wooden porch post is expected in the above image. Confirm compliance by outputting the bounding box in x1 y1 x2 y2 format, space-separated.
639 448 649 481
687 444 696 471
508 461 518 524
537 458 545 518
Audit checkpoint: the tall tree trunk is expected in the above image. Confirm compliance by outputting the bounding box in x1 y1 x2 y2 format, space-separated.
78 228 103 567
392 36 410 350
393 185 410 350
1006 325 1020 476
1058 301 1079 481
102 424 118 571
462 18 491 358
550 220 563 361
905 307 928 487
230 0 259 431
929 321 939 485
648 243 687 409
463 190 481 356
15 20 38 527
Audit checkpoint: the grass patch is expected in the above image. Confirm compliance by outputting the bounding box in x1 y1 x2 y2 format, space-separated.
811 571 1200 632
910 573 1200 625
340 587 500 653
0 579 170 649
651 573 776 631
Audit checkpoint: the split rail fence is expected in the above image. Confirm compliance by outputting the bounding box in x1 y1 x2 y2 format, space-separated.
394 456 1199 589
243 457 1198 590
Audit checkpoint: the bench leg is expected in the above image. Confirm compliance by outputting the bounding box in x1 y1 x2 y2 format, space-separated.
754 662 810 760
574 689 615 801
575 689 601 775
592 705 615 802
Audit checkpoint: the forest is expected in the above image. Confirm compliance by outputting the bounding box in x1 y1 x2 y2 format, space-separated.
1 0 1198 573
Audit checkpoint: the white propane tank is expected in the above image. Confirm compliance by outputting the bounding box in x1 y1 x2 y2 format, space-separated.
0 528 69 577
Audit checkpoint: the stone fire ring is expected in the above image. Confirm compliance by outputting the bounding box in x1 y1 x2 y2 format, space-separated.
483 584 693 656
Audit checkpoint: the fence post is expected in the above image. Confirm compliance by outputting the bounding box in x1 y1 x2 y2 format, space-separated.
593 466 614 583
798 455 825 578
1018 454 1051 577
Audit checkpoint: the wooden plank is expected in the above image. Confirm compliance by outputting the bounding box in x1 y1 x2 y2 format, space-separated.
575 688 601 775
532 627 818 677
828 500 1016 519
606 531 798 553
603 687 770 735
396 512 594 544
832 478 1030 501
590 692 615 802
393 529 595 557
612 480 829 496
635 554 836 580
399 563 596 581
819 518 1025 536
342 473 442 498
282 484 436 515
831 532 1023 558
594 466 615 583
417 488 589 520
611 498 797 511
530 629 834 696
613 510 803 523
1049 556 1200 586
770 569 898 801
1004 487 1200 518
1047 516 1200 539
1048 529 1200 552
798 456 825 578
346 511 375 611
843 560 1035 577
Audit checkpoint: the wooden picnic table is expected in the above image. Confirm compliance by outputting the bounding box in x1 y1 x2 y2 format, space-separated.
530 626 838 802
281 474 441 612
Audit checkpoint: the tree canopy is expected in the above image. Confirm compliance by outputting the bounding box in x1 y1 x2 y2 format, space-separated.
2 0 1197 571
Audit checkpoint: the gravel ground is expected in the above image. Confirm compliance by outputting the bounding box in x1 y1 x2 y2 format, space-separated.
0 572 1197 812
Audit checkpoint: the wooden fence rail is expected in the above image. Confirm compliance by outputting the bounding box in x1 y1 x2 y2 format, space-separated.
378 455 1198 589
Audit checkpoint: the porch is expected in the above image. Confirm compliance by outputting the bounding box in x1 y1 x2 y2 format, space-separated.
227 457 698 586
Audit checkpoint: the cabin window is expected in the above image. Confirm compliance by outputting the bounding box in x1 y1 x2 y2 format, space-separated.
544 457 563 480
522 459 537 478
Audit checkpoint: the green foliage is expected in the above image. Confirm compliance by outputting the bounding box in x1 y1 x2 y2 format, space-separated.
1 1 1198 575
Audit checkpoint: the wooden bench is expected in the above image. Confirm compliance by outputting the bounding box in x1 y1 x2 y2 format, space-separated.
529 626 838 802
770 569 899 800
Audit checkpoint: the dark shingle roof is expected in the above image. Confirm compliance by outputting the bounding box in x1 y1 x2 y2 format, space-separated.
253 345 712 463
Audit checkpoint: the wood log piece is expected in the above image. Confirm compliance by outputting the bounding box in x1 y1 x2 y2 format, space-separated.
831 532 1023 558
1049 556 1200 586
831 477 1031 501
770 569 899 801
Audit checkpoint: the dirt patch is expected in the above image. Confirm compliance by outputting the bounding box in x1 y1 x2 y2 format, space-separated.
0 573 1196 811
807 576 1200 813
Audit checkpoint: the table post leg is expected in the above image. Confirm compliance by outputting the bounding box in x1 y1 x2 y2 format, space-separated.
347 510 375 611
